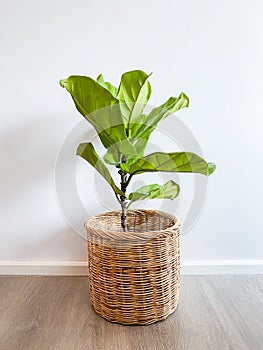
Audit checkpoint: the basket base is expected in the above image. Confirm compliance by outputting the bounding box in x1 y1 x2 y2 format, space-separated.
91 298 180 325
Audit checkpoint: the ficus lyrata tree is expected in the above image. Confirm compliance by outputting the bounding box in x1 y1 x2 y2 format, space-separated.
60 70 216 232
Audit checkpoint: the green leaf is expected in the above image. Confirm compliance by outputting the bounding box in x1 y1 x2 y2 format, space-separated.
207 162 217 175
121 151 215 176
103 137 149 166
145 93 189 126
60 76 136 158
117 70 152 133
103 148 119 165
128 180 180 201
76 142 124 196
96 74 118 97
130 93 189 140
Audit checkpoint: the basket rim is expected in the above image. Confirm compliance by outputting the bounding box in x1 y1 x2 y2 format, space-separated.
84 209 180 241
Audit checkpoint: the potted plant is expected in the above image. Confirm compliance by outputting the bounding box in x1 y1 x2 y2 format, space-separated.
60 70 216 325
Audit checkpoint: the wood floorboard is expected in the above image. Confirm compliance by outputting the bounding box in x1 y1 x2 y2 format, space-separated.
0 276 262 350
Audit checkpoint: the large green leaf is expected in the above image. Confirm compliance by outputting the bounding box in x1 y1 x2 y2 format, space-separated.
144 93 189 127
121 151 216 176
128 180 180 202
96 74 118 97
76 142 123 196
130 93 189 140
60 76 136 158
117 70 152 133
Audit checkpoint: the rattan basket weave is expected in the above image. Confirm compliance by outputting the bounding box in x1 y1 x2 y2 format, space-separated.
85 209 180 325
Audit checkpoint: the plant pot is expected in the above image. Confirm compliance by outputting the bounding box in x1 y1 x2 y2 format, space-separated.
85 209 180 325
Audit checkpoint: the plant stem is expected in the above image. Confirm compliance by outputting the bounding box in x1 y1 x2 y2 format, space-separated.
119 157 128 232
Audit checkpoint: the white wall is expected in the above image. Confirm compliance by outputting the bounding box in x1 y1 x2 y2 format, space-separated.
0 0 262 274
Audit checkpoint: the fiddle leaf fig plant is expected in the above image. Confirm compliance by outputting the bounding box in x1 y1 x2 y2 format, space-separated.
60 70 216 231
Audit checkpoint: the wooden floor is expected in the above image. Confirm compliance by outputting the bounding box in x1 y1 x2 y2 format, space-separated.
0 276 262 350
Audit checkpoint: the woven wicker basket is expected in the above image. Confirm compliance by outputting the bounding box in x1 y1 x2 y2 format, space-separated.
85 209 180 325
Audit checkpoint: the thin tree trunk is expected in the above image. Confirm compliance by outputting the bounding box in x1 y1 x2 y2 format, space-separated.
120 195 127 232
119 164 128 232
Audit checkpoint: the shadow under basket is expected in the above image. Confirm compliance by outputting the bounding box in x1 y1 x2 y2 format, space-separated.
85 209 180 325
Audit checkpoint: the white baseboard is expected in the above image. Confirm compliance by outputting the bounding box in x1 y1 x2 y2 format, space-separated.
0 261 88 276
0 260 262 276
181 260 263 275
